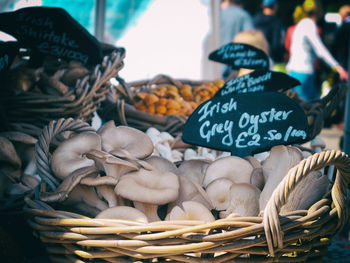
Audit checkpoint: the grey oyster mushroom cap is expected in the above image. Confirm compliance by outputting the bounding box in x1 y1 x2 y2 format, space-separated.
144 155 179 175
96 206 148 223
203 156 253 188
97 120 154 160
115 168 179 222
177 159 210 186
51 132 102 180
86 149 139 180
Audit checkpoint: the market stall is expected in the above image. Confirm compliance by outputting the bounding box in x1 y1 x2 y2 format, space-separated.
0 3 349 263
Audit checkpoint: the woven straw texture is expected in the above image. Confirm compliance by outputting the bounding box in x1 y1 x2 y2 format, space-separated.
23 118 350 262
0 46 125 138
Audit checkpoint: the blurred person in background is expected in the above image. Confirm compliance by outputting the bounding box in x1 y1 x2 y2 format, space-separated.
220 0 254 78
253 0 285 69
220 0 254 46
332 5 350 70
286 0 348 101
224 29 270 80
284 4 311 59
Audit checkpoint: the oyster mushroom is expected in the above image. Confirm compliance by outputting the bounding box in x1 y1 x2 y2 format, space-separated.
115 168 179 222
219 183 261 218
40 166 100 202
144 155 179 175
259 145 303 211
0 131 38 177
310 137 326 153
177 159 210 186
167 175 214 213
51 132 102 180
0 131 37 164
206 178 234 211
203 156 253 188
280 170 330 214
97 121 154 169
166 201 215 222
0 136 21 170
95 185 118 207
245 156 264 190
96 206 148 223
62 184 108 217
85 149 139 180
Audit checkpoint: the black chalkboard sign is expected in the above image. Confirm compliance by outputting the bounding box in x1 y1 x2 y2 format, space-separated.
216 70 300 96
182 92 309 157
0 7 102 65
0 41 18 80
208 43 269 70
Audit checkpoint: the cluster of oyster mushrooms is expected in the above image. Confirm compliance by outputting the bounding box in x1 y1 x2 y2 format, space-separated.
41 121 331 223
0 131 40 201
145 127 230 162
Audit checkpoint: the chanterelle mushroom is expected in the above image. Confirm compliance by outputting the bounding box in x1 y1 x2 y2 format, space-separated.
114 168 179 222
203 156 253 188
51 132 101 180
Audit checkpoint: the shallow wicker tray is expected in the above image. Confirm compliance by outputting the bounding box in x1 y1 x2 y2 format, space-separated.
98 74 347 140
0 45 126 138
24 117 350 262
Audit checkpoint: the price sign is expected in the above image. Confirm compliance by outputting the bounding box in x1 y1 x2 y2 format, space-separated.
208 43 269 70
182 92 309 157
0 41 18 80
215 70 300 96
0 7 102 65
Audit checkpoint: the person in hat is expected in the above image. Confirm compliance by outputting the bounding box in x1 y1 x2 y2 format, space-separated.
219 0 255 78
253 0 285 65
286 0 348 101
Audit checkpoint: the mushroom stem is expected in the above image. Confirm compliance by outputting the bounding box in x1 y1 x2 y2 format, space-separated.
96 185 118 207
133 202 160 222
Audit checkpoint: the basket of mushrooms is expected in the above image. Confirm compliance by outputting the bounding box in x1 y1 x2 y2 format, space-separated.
0 43 125 137
98 74 226 136
23 117 350 262
99 74 347 140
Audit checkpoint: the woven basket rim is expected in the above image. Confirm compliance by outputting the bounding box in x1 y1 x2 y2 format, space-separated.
1 46 126 135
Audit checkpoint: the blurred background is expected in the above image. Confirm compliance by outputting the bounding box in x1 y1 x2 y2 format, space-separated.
0 0 348 81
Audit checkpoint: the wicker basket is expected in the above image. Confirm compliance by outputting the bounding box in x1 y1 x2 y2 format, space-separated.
0 45 126 138
98 74 347 139
24 117 350 262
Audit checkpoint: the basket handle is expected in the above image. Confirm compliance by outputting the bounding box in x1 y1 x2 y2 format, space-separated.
35 118 95 191
263 150 350 256
147 74 184 88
